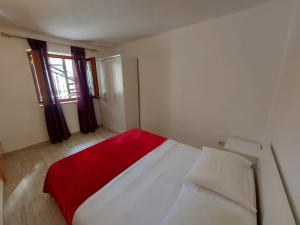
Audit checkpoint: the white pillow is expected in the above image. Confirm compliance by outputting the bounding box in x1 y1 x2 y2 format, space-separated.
184 146 256 212
160 185 256 225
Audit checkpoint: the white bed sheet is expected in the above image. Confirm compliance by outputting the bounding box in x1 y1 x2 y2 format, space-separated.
73 140 256 225
161 185 256 225
73 140 200 225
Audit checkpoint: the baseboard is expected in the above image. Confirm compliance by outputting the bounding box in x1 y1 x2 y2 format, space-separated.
4 140 50 156
0 180 3 225
4 127 105 155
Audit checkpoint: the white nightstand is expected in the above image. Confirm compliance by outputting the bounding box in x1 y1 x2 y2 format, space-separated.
223 137 261 163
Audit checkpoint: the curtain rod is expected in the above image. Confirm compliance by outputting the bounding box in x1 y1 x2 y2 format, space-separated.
1 32 98 52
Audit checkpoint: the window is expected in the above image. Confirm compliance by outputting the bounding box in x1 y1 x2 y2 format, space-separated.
49 56 76 101
28 52 99 104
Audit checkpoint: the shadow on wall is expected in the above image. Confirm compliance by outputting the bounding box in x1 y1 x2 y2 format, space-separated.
107 0 272 44
138 36 172 135
181 0 271 24
0 11 42 33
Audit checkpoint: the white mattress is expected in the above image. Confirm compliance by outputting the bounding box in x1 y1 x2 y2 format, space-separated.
73 140 256 225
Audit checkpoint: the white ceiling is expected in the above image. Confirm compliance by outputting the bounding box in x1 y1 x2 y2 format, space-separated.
0 0 268 46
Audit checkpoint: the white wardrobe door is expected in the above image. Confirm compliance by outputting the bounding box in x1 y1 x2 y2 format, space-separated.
97 57 126 132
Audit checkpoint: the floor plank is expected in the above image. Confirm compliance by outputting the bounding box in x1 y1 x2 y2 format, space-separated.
3 128 116 225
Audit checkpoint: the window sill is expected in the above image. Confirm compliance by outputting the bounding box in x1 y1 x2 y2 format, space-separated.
60 100 77 104
38 100 77 107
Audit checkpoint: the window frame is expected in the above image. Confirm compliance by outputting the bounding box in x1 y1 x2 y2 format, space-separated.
27 51 100 105
85 57 100 99
27 50 49 105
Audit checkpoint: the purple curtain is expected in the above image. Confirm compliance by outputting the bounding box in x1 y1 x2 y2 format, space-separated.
27 38 71 143
71 46 98 133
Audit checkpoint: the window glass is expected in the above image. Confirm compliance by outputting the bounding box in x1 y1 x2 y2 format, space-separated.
49 57 77 100
86 61 95 96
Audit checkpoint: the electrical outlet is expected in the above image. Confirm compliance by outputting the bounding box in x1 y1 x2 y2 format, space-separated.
218 141 225 147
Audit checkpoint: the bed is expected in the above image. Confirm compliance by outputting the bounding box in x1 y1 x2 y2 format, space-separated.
44 129 166 224
44 129 261 225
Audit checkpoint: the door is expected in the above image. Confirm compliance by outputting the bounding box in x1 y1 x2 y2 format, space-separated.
97 57 126 132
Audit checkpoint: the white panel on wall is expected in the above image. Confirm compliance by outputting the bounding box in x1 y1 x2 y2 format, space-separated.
264 0 300 222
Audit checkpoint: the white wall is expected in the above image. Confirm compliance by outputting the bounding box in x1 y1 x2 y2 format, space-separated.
263 0 300 222
114 0 293 149
0 26 111 153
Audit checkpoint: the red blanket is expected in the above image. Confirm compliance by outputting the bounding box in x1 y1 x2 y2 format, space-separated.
43 129 166 225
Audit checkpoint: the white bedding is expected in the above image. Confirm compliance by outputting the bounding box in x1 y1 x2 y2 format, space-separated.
73 140 257 225
184 146 257 212
161 185 256 225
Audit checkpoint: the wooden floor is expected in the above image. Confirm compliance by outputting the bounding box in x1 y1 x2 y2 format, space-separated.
3 128 116 225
